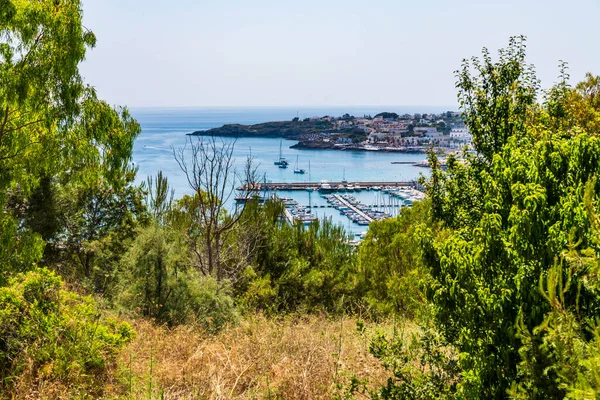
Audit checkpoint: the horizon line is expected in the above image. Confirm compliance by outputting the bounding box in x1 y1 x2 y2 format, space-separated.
127 104 460 110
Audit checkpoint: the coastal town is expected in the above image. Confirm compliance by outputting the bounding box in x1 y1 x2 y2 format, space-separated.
192 111 473 153
291 111 473 153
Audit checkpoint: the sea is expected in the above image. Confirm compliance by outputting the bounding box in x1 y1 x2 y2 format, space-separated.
130 107 448 235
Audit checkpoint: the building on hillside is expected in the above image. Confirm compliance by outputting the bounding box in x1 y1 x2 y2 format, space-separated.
413 127 440 137
449 128 472 141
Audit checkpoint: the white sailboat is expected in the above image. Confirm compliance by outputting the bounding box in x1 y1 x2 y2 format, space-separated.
305 160 314 191
293 155 306 174
274 140 288 168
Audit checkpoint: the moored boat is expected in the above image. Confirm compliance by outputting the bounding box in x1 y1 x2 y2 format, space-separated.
293 155 306 174
274 140 288 167
318 180 334 193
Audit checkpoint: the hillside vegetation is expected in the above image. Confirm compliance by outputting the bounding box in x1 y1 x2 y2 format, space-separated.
1 1 600 399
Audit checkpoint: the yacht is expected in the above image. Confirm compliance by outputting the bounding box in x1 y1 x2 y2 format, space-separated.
274 140 289 167
318 180 334 193
293 155 306 174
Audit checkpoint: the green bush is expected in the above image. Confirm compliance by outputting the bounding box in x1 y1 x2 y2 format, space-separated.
236 211 359 314
0 268 133 395
369 328 459 400
342 321 459 400
185 274 239 334
118 223 238 332
358 200 434 319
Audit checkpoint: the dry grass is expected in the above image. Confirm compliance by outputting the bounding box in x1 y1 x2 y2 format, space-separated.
6 350 122 400
114 314 402 399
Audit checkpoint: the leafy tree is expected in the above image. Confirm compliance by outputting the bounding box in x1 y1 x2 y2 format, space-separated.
509 179 600 399
358 200 434 318
0 0 141 283
422 37 600 397
118 222 237 330
565 72 600 133
456 35 538 163
236 202 358 313
51 169 145 293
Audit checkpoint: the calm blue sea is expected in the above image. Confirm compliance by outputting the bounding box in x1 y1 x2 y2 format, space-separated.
130 107 444 235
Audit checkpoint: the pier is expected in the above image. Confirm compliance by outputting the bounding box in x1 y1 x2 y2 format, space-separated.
239 181 419 191
283 207 295 225
332 194 373 223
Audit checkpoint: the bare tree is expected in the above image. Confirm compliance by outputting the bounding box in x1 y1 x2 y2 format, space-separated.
173 135 258 281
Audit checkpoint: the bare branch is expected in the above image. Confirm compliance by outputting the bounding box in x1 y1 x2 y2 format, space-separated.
173 134 256 280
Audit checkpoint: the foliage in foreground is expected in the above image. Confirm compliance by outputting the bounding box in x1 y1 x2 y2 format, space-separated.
0 269 133 397
357 199 435 319
419 37 600 398
117 222 238 332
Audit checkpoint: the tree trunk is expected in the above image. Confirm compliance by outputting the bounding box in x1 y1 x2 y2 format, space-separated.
215 232 222 281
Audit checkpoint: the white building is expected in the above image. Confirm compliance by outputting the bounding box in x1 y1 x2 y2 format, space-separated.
414 127 440 137
449 128 472 141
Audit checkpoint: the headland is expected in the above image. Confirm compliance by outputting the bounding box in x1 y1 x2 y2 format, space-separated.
189 111 472 153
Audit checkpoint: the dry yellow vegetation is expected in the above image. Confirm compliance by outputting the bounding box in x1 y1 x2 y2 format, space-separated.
6 314 410 399
116 314 398 399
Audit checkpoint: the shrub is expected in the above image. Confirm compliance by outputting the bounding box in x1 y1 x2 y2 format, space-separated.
118 223 238 332
357 200 434 319
0 268 133 396
368 326 459 399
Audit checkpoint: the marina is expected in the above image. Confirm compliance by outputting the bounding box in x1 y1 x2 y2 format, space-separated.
239 181 420 191
236 177 425 236
263 185 424 238
237 181 425 236
131 110 432 236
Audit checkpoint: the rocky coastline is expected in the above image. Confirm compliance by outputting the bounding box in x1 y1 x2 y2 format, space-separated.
189 120 335 140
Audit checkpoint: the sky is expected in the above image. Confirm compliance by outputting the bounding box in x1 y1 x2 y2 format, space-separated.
80 0 600 108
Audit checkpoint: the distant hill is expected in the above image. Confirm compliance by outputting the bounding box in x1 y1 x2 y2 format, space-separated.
189 119 334 139
374 112 399 119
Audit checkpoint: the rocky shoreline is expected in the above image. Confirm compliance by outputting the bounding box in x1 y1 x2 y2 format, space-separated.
189 120 336 140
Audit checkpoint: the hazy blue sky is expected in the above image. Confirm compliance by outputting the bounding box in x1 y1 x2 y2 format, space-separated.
80 0 600 108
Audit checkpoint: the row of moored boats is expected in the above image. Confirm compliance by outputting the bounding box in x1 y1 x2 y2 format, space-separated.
323 194 392 226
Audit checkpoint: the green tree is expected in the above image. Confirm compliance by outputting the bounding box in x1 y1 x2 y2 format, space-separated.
456 35 538 164
410 37 600 398
509 179 600 399
0 0 142 284
358 199 434 318
566 72 600 133
235 200 358 313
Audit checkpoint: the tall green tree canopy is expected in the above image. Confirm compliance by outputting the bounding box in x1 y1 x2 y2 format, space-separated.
0 0 140 281
423 37 600 398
